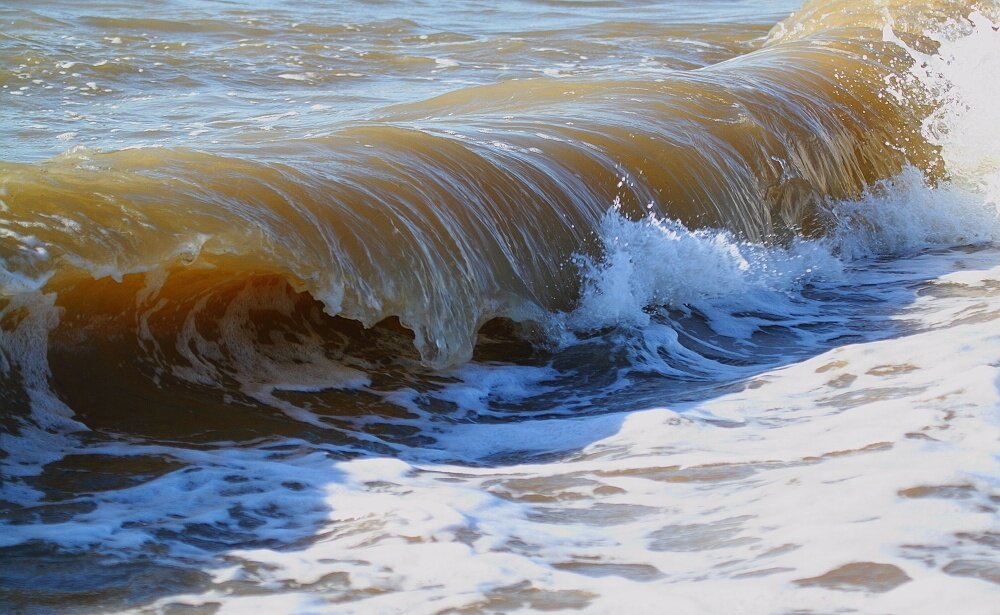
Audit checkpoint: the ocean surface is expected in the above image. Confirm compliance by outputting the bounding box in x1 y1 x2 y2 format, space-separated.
2 0 1000 612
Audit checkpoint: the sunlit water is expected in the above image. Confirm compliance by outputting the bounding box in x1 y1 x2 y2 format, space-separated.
2 0 1000 613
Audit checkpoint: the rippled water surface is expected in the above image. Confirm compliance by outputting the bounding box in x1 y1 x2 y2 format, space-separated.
2 0 1000 613
1 0 798 161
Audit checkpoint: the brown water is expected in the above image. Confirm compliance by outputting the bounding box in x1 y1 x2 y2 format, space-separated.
1 0 961 366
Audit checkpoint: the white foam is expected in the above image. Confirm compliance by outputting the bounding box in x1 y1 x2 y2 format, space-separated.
135 248 1000 614
436 363 559 417
564 203 841 333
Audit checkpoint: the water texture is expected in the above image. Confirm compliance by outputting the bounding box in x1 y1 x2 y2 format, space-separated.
1 0 999 612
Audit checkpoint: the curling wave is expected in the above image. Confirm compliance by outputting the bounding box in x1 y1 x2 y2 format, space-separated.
0 0 997 430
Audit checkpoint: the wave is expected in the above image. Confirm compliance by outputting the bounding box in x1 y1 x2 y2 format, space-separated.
1 0 999 434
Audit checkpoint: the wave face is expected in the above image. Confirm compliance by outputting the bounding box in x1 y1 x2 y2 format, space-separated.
3 0 1000 613
0 0 962 369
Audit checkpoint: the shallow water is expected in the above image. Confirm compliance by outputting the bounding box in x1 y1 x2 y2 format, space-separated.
2 0 1000 613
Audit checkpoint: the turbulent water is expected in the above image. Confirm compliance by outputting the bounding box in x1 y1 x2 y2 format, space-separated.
2 0 1000 612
